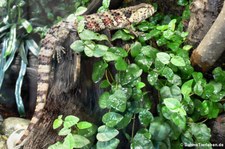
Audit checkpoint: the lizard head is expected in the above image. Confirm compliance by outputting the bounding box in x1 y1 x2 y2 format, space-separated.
127 3 156 23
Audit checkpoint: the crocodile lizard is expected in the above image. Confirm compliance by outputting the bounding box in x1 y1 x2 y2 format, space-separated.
15 3 155 147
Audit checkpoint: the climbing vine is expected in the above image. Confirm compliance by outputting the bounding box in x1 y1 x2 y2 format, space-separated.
48 1 225 149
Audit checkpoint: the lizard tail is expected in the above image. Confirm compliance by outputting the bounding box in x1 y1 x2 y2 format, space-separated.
16 34 55 146
16 21 72 147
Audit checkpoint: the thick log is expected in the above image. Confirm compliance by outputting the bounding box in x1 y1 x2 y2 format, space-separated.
190 0 225 71
23 45 103 148
187 0 223 46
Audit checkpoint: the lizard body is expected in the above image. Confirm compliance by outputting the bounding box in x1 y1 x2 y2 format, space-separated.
16 3 155 147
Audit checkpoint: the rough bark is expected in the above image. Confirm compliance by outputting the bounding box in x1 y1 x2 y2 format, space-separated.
187 0 223 46
23 36 103 148
207 114 225 145
189 0 225 71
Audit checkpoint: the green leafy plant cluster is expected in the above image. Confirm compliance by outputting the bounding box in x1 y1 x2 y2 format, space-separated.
67 2 225 149
0 0 40 115
48 115 96 149
50 115 125 149
37 0 91 24
0 0 90 116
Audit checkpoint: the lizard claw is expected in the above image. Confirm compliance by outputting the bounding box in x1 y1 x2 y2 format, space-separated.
7 129 27 149
53 46 66 63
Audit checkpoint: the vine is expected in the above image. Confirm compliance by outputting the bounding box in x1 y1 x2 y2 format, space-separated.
49 1 225 149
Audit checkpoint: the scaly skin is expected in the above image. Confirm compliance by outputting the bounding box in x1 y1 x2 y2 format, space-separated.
16 3 155 147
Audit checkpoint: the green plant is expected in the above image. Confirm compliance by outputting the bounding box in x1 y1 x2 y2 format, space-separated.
67 2 225 149
0 0 89 116
48 115 96 149
0 0 40 116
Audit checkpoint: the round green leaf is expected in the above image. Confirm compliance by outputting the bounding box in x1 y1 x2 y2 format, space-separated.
149 118 171 141
109 90 127 112
210 91 225 102
161 66 174 80
77 121 92 129
193 81 203 96
103 51 119 61
121 64 142 85
171 56 185 66
112 30 133 41
53 115 63 129
156 36 168 46
131 129 153 149
100 80 110 89
102 112 123 127
96 138 120 149
167 42 180 52
163 98 186 116
163 30 174 40
213 67 225 83
181 79 193 96
156 52 170 64
141 46 158 58
168 74 182 86
63 133 75 148
200 100 209 116
70 40 84 53
58 127 71 136
78 124 97 138
137 22 154 31
135 54 153 72
93 44 109 57
190 123 211 143
48 142 63 149
156 25 168 31
136 82 146 89
79 29 106 41
63 115 79 128
161 106 186 130
168 19 176 31
99 92 110 109
97 125 119 142
183 45 192 51
116 112 132 129
92 60 108 83
115 57 127 71
131 41 142 57
75 6 87 16
160 85 182 100
139 109 153 127
73 134 90 148
108 47 128 57
149 29 161 37
84 41 95 57
147 71 158 86
76 16 85 33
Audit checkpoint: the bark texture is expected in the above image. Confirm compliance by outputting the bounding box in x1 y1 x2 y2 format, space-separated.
23 43 103 148
187 0 223 46
189 0 225 71
208 114 225 146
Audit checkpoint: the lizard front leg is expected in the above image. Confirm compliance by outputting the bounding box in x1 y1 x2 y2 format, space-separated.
52 44 66 63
